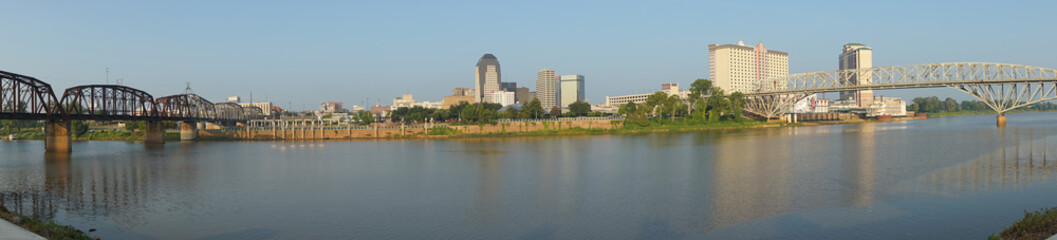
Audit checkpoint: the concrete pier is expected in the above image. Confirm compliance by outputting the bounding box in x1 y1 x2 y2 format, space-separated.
44 120 72 152
180 121 197 141
997 114 1007 127
144 121 166 144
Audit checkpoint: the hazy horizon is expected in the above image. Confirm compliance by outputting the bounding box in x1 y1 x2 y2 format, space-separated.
2 1 1054 110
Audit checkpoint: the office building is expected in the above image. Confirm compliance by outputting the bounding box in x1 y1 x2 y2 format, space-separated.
500 82 517 92
227 96 241 103
839 43 874 107
536 68 559 109
238 102 274 116
559 74 585 108
393 94 415 109
515 87 530 103
491 91 516 107
708 41 789 93
474 54 501 103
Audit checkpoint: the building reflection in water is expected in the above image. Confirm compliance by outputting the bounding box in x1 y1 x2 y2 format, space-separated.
708 128 793 230
842 123 876 207
921 128 1057 193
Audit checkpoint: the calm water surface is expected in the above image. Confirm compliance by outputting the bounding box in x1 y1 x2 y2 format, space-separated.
3 112 1057 239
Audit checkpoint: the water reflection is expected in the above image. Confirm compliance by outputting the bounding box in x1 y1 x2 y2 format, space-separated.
1 113 1057 239
921 128 1057 193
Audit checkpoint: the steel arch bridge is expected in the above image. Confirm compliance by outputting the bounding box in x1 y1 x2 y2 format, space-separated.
1 71 262 122
745 62 1057 119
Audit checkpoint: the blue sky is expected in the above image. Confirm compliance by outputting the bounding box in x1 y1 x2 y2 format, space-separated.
2 0 1055 110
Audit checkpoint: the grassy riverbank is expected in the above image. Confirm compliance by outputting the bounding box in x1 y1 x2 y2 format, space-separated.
989 207 1057 240
0 205 92 240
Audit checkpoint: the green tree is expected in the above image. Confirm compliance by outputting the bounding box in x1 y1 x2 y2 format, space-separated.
728 91 745 119
944 97 959 112
356 110 375 125
705 87 730 121
461 106 479 122
907 103 919 112
569 101 591 117
618 102 638 116
124 121 144 132
661 95 683 120
689 79 713 103
521 98 545 119
70 120 89 137
645 91 669 115
549 106 561 118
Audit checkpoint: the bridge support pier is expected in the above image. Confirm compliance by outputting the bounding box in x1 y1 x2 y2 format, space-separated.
144 121 166 144
997 114 1007 128
180 121 197 141
45 120 72 153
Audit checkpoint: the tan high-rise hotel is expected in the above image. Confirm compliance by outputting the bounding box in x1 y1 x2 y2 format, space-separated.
839 43 873 107
708 41 789 94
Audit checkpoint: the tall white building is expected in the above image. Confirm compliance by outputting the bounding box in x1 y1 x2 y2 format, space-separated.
559 74 585 108
708 41 789 94
474 54 501 104
536 68 559 109
491 91 516 107
839 43 874 107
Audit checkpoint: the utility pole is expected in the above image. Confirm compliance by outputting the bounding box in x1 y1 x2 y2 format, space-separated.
106 67 109 84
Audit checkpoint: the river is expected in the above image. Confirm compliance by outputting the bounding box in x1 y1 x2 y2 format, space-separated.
2 112 1057 239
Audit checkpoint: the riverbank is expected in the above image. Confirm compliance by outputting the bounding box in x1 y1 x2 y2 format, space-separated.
989 207 1057 240
0 205 92 240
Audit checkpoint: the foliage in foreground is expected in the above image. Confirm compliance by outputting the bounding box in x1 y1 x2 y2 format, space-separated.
990 207 1057 240
0 205 92 240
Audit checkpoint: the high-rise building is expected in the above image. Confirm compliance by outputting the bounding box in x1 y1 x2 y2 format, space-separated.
474 54 501 103
839 43 873 107
536 68 558 109
560 74 585 108
500 82 517 92
708 41 789 94
515 87 530 103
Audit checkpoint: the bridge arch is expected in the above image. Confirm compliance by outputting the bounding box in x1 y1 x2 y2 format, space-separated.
214 102 244 122
156 93 216 121
0 70 63 118
60 85 156 120
746 62 1057 120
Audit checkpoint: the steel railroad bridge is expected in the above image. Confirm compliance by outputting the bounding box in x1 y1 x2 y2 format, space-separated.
745 62 1057 126
1 70 264 152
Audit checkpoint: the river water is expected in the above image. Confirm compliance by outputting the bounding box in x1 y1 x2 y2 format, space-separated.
2 112 1057 239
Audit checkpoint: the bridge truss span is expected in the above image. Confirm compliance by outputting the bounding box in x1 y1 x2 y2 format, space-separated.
155 93 216 121
0 70 63 119
60 85 157 120
746 63 1057 119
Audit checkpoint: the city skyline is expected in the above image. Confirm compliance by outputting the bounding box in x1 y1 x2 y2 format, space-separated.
1 1 1055 110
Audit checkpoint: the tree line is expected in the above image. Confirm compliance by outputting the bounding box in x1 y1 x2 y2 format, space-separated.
908 96 1057 113
384 98 599 124
618 79 746 127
